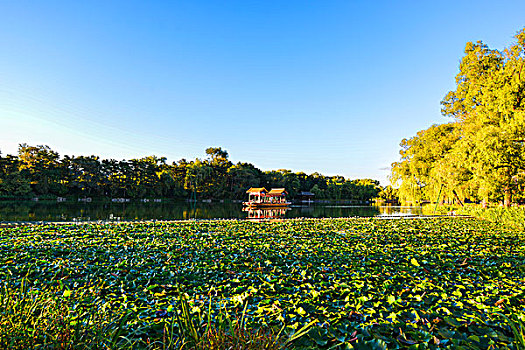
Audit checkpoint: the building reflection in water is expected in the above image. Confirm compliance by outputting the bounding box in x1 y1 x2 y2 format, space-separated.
243 207 289 221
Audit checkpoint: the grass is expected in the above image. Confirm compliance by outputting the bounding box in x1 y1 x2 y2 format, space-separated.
461 206 525 230
0 277 307 349
423 204 525 230
0 278 136 349
169 292 289 350
498 311 525 350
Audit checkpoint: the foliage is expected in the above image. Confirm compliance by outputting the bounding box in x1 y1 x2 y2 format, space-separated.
1 218 525 348
496 306 525 350
0 145 383 202
0 277 286 349
461 205 525 231
0 278 136 348
392 27 525 206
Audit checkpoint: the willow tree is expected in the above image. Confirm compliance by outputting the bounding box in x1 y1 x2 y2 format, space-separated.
393 28 525 206
391 123 460 204
441 29 525 206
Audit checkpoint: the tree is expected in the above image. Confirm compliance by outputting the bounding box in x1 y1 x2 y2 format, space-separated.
441 30 525 206
0 144 386 202
391 123 460 204
377 185 398 202
0 153 31 197
393 28 525 206
205 147 229 165
65 155 104 196
227 162 261 199
17 144 62 195
184 159 213 198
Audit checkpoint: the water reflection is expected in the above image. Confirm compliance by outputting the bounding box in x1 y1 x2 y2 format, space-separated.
0 201 423 222
377 205 421 216
243 207 289 221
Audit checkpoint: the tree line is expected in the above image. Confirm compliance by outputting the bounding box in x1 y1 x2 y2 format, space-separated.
392 28 525 207
0 144 388 202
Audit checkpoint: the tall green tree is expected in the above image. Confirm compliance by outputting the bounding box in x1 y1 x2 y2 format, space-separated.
393 28 525 206
17 144 62 195
442 30 525 206
0 152 31 197
391 123 461 204
227 162 261 199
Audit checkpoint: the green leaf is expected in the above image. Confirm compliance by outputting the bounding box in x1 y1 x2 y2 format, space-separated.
296 306 307 316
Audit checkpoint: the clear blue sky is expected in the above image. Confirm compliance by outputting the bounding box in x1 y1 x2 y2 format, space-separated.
1 1 524 185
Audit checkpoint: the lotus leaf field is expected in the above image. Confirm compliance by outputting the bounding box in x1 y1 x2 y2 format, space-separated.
1 218 525 349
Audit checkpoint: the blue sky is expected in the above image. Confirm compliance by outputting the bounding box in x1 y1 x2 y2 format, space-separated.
1 1 524 185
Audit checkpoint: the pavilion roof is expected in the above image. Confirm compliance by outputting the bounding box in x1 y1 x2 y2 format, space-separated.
246 187 268 194
268 188 287 196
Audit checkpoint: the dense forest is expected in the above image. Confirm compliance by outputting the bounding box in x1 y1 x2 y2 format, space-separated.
0 145 391 202
392 28 525 206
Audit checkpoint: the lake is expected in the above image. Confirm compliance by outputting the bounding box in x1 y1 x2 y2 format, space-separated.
0 200 423 222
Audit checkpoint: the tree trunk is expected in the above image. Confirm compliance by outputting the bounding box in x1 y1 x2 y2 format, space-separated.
481 198 488 208
452 190 464 207
503 187 512 207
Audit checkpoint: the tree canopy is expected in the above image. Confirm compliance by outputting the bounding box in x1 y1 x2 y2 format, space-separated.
0 145 383 202
392 28 525 206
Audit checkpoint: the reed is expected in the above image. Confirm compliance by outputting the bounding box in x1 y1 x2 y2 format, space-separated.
496 305 525 350
0 280 312 349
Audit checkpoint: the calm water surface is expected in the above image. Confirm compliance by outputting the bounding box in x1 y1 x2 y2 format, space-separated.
0 201 423 222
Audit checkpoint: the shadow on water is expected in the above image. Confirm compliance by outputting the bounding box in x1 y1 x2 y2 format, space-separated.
0 201 422 222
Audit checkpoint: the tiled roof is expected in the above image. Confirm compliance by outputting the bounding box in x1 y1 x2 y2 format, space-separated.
268 188 287 195
246 187 268 194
